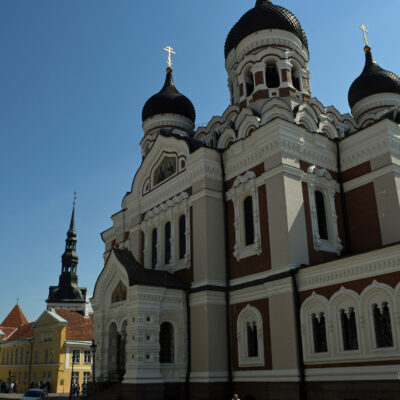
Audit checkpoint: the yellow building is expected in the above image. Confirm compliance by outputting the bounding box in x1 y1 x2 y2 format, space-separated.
0 306 93 394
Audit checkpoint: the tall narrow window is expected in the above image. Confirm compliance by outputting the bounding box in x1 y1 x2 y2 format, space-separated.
179 215 186 260
243 196 255 245
265 62 280 88
291 66 301 91
312 313 328 353
165 222 171 264
246 322 258 357
373 303 393 348
340 308 358 351
245 70 254 97
152 228 158 269
160 322 174 363
315 191 328 240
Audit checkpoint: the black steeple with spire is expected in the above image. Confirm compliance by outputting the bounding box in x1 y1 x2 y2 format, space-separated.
46 197 87 313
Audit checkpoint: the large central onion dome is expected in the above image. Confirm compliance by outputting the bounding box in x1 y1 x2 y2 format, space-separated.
224 0 308 58
142 67 196 123
348 46 400 109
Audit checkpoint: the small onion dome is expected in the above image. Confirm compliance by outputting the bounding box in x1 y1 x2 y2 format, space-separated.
142 67 196 123
348 46 400 109
224 0 308 58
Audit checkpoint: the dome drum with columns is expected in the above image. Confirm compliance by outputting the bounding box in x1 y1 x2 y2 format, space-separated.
225 0 311 111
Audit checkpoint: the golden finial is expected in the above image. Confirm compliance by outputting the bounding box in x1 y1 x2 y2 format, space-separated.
163 46 176 68
73 190 77 206
359 24 369 47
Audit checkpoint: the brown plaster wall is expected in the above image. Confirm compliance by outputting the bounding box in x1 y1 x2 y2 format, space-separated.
252 89 269 102
254 71 264 86
230 298 272 371
228 184 271 279
342 161 371 182
346 183 382 252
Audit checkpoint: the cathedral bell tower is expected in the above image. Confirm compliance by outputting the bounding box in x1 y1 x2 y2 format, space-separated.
46 196 88 315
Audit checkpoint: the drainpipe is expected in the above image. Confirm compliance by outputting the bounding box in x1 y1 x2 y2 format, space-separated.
291 268 307 400
219 150 233 398
185 290 191 400
334 138 352 254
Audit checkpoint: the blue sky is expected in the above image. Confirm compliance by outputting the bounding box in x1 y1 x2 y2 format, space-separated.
1 0 399 322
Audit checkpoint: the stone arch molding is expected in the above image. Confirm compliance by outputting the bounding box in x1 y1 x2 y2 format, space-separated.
236 304 265 367
92 251 130 313
301 281 400 363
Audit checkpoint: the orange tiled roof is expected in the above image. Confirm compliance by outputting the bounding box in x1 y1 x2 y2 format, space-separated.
1 305 28 328
54 309 93 341
0 327 17 340
7 322 34 341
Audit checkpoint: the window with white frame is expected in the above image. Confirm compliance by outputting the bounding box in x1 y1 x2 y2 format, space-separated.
142 192 190 272
83 372 91 384
237 305 264 367
302 166 343 254
227 171 262 261
83 350 91 364
72 349 80 364
72 372 79 385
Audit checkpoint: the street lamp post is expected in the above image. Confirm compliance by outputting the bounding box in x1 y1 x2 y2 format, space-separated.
90 340 97 400
69 355 76 399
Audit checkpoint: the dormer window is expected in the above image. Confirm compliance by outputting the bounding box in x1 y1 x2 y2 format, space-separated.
265 62 280 88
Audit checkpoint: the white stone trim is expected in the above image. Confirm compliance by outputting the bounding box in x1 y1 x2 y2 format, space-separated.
236 305 265 367
233 369 299 382
301 165 343 254
226 171 262 261
142 192 190 272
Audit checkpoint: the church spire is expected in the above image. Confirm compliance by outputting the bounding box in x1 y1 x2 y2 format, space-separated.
61 194 79 276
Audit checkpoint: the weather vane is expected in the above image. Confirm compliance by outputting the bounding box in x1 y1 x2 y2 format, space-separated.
73 190 77 206
359 24 369 46
163 46 176 68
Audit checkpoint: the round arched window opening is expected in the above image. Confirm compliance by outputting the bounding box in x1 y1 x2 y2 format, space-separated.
265 62 280 88
291 65 301 91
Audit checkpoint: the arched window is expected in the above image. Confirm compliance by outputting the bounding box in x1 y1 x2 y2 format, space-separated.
244 69 254 97
340 308 358 350
373 303 393 348
265 62 280 88
179 215 186 260
164 222 171 264
159 322 174 363
152 228 158 269
246 322 258 357
291 65 301 91
312 312 328 353
315 191 328 240
243 196 255 246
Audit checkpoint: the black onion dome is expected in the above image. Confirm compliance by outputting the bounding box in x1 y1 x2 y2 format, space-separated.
348 47 400 109
225 0 308 58
142 68 196 123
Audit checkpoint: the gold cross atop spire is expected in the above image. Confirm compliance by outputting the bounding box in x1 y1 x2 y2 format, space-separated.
359 24 369 46
163 46 176 68
73 190 77 206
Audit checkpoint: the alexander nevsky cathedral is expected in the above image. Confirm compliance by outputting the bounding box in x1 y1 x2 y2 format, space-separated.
91 1 400 399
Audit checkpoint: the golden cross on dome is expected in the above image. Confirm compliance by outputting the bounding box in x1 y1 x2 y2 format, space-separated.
73 190 77 206
359 24 369 46
163 46 176 68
